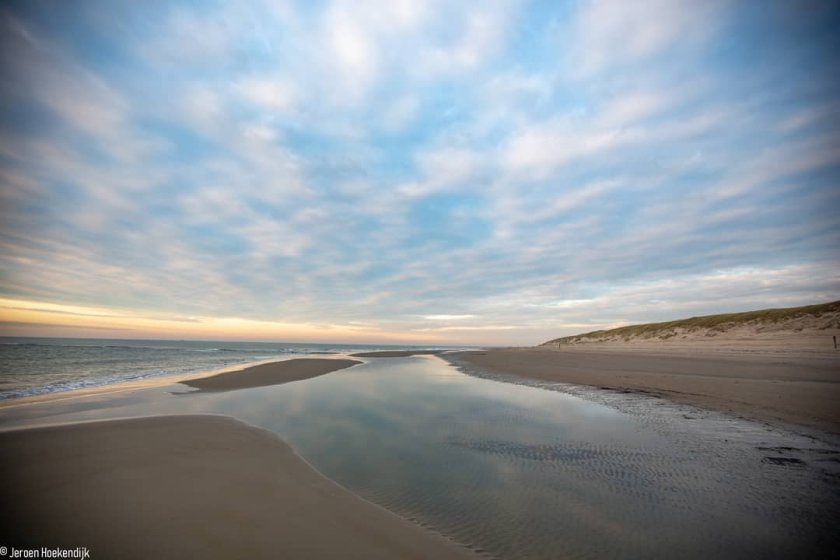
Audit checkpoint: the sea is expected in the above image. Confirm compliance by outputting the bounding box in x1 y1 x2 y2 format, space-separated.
0 337 453 400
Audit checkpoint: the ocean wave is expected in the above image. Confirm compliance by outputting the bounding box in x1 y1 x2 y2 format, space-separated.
0 357 262 401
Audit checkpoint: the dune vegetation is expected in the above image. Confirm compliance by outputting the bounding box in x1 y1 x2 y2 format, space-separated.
542 301 840 346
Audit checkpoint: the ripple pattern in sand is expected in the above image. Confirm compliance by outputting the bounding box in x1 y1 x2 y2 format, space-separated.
191 355 840 560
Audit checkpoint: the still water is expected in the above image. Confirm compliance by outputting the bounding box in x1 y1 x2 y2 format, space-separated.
1 355 837 559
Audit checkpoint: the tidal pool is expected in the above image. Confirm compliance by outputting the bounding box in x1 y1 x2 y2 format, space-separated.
1 355 837 559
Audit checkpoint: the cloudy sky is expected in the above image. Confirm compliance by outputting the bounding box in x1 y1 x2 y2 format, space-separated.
0 0 838 345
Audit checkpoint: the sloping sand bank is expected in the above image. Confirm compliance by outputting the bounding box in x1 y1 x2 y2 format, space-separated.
352 350 442 358
453 348 840 434
181 358 360 392
0 415 474 560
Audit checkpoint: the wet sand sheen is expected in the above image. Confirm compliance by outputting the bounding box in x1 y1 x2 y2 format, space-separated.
452 348 840 433
352 350 443 358
0 415 476 560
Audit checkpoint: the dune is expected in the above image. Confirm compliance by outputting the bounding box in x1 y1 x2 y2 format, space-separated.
451 302 840 434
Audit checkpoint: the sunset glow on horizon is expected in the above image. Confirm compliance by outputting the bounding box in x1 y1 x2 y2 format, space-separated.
0 298 461 344
1 1 838 345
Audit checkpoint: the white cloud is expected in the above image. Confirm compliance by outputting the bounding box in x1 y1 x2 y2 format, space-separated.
380 95 420 132
448 8 508 69
235 77 298 113
570 0 725 76
242 123 280 143
386 0 433 28
141 3 246 64
182 86 226 134
548 179 623 216
1 14 163 164
597 90 675 127
414 325 522 332
376 0 517 82
422 314 476 321
778 101 840 132
240 216 311 259
502 119 635 178
541 299 597 309
707 133 840 201
401 147 483 197
324 4 380 103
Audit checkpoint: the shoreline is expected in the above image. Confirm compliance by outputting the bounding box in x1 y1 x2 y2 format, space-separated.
2 344 837 558
0 357 477 558
450 346 840 435
0 356 363 410
0 414 476 559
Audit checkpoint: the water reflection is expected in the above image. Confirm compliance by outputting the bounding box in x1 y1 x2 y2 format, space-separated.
1 356 837 560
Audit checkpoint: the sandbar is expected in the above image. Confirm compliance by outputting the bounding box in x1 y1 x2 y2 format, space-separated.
352 350 442 358
452 347 840 434
180 358 361 392
0 415 475 560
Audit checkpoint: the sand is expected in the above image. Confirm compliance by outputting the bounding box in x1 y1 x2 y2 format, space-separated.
0 358 362 410
543 316 840 354
180 358 361 392
0 415 475 560
352 350 442 358
453 347 840 434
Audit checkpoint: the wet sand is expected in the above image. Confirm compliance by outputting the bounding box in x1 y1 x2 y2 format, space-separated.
181 358 361 392
453 347 840 434
0 415 475 560
352 350 442 358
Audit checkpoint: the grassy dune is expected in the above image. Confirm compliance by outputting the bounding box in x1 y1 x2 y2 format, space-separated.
542 301 840 346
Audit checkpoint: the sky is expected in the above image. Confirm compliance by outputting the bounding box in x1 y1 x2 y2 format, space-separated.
0 0 838 346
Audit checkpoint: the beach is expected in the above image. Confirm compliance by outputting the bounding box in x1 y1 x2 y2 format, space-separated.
3 0 837 555
1 341 838 559
0 357 476 559
0 414 474 560
452 345 840 434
